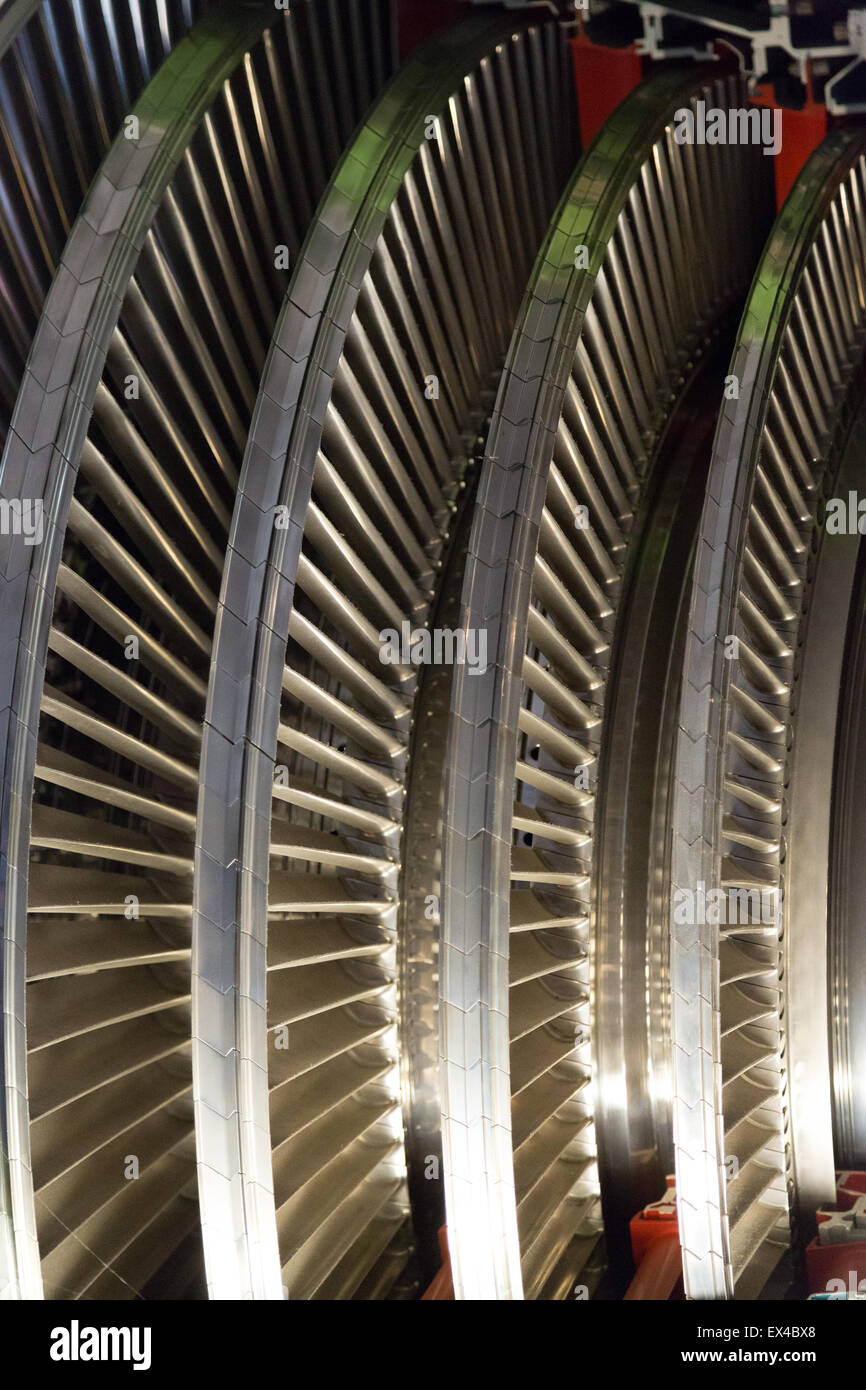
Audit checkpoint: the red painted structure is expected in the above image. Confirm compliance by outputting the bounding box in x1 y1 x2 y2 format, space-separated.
397 5 830 212
753 63 827 208
625 1178 684 1300
571 29 644 147
805 1172 866 1297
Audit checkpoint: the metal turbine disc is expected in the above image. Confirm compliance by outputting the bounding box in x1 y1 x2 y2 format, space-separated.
0 0 214 452
196 12 578 1301
830 510 866 1177
670 127 866 1301
6 0 861 1311
0 0 394 1301
441 63 775 1301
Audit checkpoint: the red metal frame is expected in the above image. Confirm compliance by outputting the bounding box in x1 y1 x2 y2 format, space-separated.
570 27 644 148
806 1172 866 1297
625 1178 684 1300
396 4 829 210
570 21 827 213
752 62 827 210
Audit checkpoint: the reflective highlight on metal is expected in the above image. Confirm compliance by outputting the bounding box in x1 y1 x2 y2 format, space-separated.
670 127 866 1299
1 0 864 1308
198 12 578 1301
0 0 394 1302
831 519 866 1175
592 344 731 1288
442 65 774 1301
0 0 212 453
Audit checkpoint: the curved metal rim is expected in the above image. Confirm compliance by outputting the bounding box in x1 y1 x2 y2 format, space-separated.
668 126 866 1300
592 346 733 1286
394 475 479 1283
192 11 532 1301
0 0 273 1300
829 487 866 1171
786 394 866 1233
440 61 731 1302
0 0 42 59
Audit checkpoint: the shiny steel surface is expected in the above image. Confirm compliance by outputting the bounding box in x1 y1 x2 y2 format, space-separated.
1 0 864 1308
395 477 479 1284
783 404 866 1243
442 64 774 1301
593 350 731 1287
0 0 394 1301
830 510 866 1173
198 12 578 1300
1 3 271 1300
0 0 211 452
670 127 866 1299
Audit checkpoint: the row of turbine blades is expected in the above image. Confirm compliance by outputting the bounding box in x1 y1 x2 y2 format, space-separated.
0 0 862 1302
